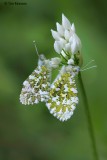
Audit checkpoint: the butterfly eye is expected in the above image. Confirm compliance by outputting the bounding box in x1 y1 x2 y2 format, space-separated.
46 66 79 121
20 57 51 105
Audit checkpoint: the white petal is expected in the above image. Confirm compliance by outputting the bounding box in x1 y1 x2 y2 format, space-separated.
51 29 60 40
64 30 71 40
75 34 82 49
56 22 64 36
65 43 71 52
54 41 63 53
69 36 73 43
70 33 81 54
59 38 67 45
62 14 71 29
71 23 75 32
71 39 77 54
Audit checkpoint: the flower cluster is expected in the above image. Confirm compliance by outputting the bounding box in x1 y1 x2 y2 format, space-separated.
51 14 81 65
20 14 82 121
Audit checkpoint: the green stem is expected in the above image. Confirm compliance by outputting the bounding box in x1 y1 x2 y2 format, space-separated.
78 72 99 160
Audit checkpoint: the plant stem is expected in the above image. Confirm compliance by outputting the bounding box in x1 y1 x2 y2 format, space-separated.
78 72 99 160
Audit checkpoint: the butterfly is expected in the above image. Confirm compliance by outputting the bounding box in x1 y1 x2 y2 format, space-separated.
20 50 80 122
46 64 80 121
20 54 51 105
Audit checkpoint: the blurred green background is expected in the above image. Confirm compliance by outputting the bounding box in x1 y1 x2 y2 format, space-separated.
0 0 107 159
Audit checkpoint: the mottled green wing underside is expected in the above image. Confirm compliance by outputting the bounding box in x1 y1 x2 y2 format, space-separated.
20 65 51 105
46 72 79 121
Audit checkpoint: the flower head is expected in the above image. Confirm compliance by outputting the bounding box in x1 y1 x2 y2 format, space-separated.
51 14 82 66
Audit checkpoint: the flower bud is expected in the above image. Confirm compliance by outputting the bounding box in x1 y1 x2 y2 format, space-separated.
62 14 71 30
71 23 75 32
56 22 64 36
51 29 60 40
65 43 71 52
54 41 63 53
64 30 71 40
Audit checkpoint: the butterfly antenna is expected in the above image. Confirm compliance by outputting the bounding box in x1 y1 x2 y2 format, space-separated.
82 60 95 70
80 65 97 71
33 40 39 57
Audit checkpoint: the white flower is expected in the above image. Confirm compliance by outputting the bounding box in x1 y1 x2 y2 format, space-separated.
51 14 81 55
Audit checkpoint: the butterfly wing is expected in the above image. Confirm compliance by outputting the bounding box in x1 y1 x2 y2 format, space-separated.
46 68 79 121
20 65 51 105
